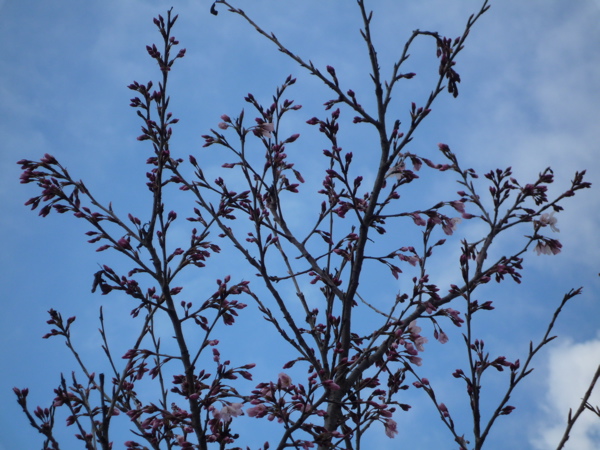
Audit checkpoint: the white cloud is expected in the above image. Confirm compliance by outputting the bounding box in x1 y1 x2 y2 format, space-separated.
531 338 600 449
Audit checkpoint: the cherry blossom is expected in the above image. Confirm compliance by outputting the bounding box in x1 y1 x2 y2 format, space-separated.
534 238 562 256
259 122 274 138
384 418 399 438
539 211 560 232
278 372 292 388
216 402 244 423
442 217 462 235
247 404 268 418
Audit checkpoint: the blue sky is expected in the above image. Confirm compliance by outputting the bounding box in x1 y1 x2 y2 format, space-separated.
1 1 600 449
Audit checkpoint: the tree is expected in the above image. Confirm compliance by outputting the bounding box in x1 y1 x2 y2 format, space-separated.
12 1 599 449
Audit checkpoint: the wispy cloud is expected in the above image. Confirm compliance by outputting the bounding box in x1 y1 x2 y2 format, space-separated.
531 338 600 449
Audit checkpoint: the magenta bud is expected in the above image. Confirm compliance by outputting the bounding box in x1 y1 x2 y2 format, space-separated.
438 143 450 152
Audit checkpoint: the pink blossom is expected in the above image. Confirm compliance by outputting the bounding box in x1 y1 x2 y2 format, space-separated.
407 320 421 336
385 162 405 179
405 255 419 266
278 372 292 388
411 156 422 171
442 217 461 235
216 402 243 422
534 241 549 255
437 331 449 344
534 238 562 256
384 418 398 438
539 212 560 232
260 122 275 138
247 404 267 418
297 402 313 413
218 122 228 130
411 213 426 226
444 308 464 326
407 355 422 366
450 201 465 213
404 342 417 355
415 336 428 352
